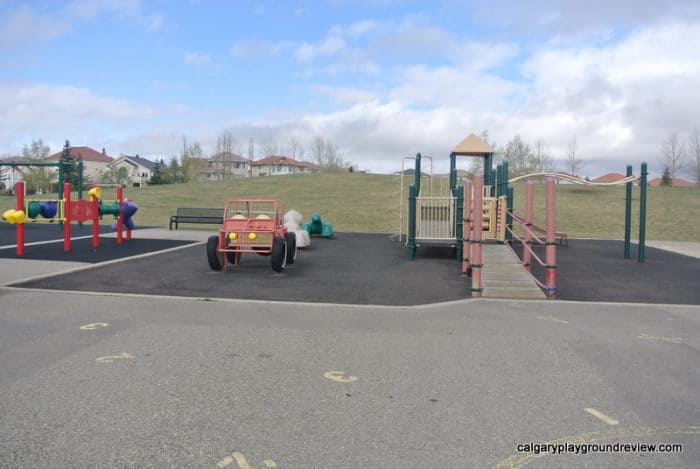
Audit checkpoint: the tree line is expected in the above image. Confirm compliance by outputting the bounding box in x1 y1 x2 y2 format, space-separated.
475 129 700 185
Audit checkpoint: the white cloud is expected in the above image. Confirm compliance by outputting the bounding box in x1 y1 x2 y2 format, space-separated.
294 36 346 63
183 51 214 67
0 6 66 49
230 40 291 60
0 1 164 49
310 85 380 106
0 83 156 154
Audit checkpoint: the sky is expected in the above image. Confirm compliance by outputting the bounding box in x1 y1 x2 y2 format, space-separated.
1 0 699 177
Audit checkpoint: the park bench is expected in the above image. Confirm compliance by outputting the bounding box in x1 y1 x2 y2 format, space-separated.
169 207 224 230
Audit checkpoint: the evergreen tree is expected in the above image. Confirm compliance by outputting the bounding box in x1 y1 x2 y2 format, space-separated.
168 157 181 183
661 166 672 186
149 159 164 185
60 140 79 186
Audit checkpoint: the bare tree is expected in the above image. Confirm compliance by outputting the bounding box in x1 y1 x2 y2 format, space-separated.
501 135 533 176
180 135 204 183
260 138 279 158
286 136 306 160
660 131 686 184
247 138 255 162
689 129 700 184
310 135 346 171
21 138 53 192
566 135 584 177
215 129 239 179
528 138 555 181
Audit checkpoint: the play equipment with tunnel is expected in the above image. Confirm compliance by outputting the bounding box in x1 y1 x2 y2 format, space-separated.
399 133 649 298
403 134 508 261
207 198 297 273
2 181 138 256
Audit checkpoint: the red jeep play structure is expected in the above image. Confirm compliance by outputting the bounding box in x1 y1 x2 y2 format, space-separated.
206 199 297 273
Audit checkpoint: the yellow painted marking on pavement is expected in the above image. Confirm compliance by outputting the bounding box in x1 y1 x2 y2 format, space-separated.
584 407 619 425
324 370 358 383
95 352 133 363
232 453 251 469
494 426 700 469
536 315 568 324
80 322 108 330
216 456 234 468
638 332 684 344
215 452 276 469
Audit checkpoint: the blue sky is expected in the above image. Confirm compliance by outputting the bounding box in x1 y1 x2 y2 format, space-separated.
1 0 699 176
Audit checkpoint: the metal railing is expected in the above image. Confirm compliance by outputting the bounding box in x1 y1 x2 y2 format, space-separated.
504 179 558 298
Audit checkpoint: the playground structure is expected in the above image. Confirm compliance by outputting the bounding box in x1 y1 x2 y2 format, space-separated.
2 181 137 256
207 198 297 273
404 134 507 261
400 133 649 299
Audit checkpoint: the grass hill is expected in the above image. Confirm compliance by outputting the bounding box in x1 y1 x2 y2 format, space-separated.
1 173 698 241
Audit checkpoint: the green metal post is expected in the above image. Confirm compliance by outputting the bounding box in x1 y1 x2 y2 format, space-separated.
407 185 417 260
495 164 502 197
449 152 456 191
638 162 647 263
624 165 633 259
484 152 494 195
413 153 421 194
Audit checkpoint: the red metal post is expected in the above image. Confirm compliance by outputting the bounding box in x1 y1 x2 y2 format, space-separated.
545 177 557 298
462 179 472 274
523 180 534 272
116 187 123 245
63 183 71 252
472 174 484 297
16 181 25 256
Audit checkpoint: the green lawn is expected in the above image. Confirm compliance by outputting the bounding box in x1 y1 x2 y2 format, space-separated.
2 173 699 241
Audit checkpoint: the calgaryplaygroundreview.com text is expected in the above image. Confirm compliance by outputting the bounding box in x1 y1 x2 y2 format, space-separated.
517 441 683 455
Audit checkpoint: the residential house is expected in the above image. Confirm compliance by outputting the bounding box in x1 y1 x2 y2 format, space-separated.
591 172 627 184
206 152 250 180
0 156 26 190
46 146 113 182
108 154 157 187
251 156 317 176
648 177 698 187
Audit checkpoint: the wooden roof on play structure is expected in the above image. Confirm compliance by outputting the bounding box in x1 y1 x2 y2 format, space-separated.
452 134 493 156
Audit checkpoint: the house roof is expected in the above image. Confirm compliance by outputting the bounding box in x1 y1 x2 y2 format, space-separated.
648 177 698 187
210 152 250 163
252 155 315 167
110 155 157 171
0 156 27 163
452 134 493 156
46 146 113 163
591 172 627 183
0 156 26 173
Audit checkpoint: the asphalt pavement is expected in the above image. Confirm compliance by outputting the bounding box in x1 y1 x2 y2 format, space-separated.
1 225 699 468
0 289 697 468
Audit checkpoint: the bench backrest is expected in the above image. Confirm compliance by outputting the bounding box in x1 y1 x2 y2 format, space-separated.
176 207 223 217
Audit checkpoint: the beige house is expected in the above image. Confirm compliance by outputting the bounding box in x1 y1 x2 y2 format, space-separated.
251 156 317 176
206 152 251 180
45 146 113 182
108 155 157 187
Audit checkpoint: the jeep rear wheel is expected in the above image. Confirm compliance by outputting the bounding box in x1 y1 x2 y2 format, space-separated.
207 235 224 271
271 236 287 272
